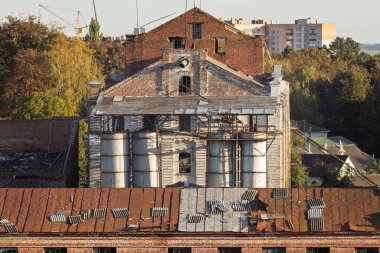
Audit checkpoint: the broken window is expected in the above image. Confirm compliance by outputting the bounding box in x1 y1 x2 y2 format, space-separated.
253 115 268 132
307 248 330 253
262 248 286 253
143 115 156 131
179 152 191 174
218 248 241 253
44 248 67 253
93 248 116 253
170 37 185 49
112 116 124 131
0 249 17 253
179 76 191 95
355 249 379 253
192 23 202 38
169 248 192 253
179 115 191 131
215 38 226 54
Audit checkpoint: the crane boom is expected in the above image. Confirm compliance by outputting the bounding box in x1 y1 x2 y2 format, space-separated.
38 4 86 36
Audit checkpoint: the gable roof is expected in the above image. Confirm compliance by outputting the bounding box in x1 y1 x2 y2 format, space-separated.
140 8 259 42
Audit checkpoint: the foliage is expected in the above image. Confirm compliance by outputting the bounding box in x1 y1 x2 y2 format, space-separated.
313 160 350 187
94 40 126 76
78 119 89 187
291 134 308 188
329 37 361 62
85 18 103 43
272 37 380 157
368 160 380 174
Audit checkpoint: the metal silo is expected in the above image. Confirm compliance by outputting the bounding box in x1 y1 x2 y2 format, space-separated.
239 133 267 188
132 132 159 187
206 133 234 187
100 133 130 188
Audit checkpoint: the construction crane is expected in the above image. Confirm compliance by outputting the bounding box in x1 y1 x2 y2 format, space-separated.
38 5 87 36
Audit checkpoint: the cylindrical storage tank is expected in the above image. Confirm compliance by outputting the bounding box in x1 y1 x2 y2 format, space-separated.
239 133 267 188
132 132 159 187
207 134 234 187
101 133 130 188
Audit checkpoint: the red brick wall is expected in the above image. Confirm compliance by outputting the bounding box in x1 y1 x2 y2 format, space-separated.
286 249 306 253
125 8 264 77
242 248 262 253
330 248 355 253
18 249 44 253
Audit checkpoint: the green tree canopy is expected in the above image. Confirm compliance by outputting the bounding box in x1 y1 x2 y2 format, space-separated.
85 18 103 43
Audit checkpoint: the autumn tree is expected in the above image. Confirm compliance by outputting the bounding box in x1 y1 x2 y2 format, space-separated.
85 18 103 43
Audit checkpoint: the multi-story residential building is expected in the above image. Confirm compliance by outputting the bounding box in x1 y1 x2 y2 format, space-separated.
226 18 336 54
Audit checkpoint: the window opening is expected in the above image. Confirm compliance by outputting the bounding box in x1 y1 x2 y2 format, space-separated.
215 38 226 54
179 76 191 95
179 152 191 174
179 115 191 131
192 23 202 38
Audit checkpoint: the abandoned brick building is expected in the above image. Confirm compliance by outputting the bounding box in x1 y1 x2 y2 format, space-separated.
0 118 79 187
88 8 290 188
0 187 379 252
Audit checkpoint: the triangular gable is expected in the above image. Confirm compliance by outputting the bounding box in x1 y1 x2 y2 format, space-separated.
140 7 256 41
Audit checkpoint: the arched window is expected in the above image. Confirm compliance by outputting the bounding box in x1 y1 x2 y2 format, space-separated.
179 76 191 95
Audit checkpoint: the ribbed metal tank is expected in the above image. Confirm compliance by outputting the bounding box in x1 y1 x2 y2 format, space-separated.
206 133 234 187
100 133 130 188
132 132 159 187
239 133 267 188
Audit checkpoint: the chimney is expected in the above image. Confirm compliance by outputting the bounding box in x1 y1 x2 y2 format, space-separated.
337 139 345 155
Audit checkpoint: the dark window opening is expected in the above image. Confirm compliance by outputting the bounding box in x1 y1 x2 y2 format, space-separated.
0 248 17 253
192 23 202 39
356 249 379 253
94 248 117 253
179 152 191 174
179 115 191 131
45 249 67 253
112 116 124 131
143 115 156 131
170 37 185 49
215 38 226 54
218 248 241 253
179 76 191 95
169 248 192 253
253 115 268 132
307 248 330 253
262 248 286 253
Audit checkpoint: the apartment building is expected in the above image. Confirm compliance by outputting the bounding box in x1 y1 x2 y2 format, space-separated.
226 18 336 54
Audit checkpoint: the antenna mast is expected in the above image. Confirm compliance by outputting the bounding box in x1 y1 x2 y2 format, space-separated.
92 0 98 21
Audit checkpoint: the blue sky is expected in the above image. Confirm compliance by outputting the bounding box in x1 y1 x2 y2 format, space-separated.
1 0 379 43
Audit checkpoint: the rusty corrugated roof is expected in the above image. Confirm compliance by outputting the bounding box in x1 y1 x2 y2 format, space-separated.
0 188 379 234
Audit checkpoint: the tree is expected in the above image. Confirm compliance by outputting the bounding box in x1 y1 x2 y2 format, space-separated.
329 37 361 62
291 134 308 187
95 39 126 76
85 18 103 43
78 119 89 187
313 160 350 187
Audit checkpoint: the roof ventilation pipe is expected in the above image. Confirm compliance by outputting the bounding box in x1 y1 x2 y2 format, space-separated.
179 58 189 68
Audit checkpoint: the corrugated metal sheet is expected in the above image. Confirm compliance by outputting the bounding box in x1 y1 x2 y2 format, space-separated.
272 188 288 199
241 190 257 201
68 215 84 224
151 207 168 217
111 208 130 218
310 217 325 232
307 209 324 219
307 199 326 209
